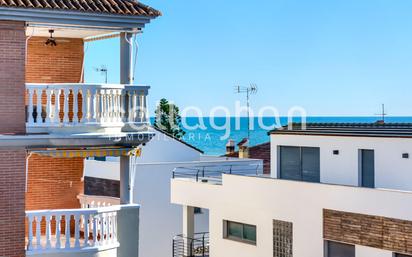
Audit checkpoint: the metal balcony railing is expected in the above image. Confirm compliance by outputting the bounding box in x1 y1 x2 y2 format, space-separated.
172 163 263 183
173 232 209 257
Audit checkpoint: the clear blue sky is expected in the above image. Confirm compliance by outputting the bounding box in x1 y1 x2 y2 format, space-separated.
84 0 412 116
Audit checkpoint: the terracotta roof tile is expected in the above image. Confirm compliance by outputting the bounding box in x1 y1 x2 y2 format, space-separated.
0 0 161 17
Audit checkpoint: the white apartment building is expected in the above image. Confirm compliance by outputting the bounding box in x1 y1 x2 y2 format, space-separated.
83 127 263 257
171 123 412 257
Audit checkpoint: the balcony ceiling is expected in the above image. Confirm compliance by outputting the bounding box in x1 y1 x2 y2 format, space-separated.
26 26 115 39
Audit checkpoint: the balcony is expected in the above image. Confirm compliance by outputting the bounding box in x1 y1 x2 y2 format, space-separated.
26 83 150 134
26 206 120 255
173 232 209 257
172 163 264 185
26 194 137 257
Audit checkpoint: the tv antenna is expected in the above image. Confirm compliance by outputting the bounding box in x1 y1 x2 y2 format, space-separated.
375 104 387 122
234 84 258 140
94 65 108 84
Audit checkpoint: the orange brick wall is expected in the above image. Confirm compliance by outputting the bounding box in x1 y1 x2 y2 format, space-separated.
0 21 26 134
26 154 84 211
0 149 26 257
26 37 84 83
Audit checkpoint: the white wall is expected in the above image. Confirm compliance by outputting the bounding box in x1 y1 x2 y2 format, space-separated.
84 159 120 180
171 175 412 257
270 134 412 191
138 129 202 163
83 128 263 257
83 129 202 181
83 129 203 257
134 159 262 257
356 245 393 257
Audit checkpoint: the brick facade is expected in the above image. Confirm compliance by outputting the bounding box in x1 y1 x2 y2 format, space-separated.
84 176 120 198
0 150 27 257
26 37 84 83
0 20 27 257
0 21 26 134
26 154 84 211
226 142 271 174
324 209 412 255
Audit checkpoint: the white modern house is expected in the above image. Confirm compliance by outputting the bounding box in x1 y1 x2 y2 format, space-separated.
83 127 263 257
171 123 412 257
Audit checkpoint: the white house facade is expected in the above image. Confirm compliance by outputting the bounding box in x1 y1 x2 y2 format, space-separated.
270 123 412 191
171 123 412 257
83 128 263 257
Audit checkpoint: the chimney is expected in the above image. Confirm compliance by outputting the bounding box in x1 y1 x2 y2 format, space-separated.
237 138 249 159
226 139 235 155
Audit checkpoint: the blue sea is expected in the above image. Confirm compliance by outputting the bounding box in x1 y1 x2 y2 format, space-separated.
153 117 412 156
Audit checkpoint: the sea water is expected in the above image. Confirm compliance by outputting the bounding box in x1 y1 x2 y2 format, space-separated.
152 116 412 156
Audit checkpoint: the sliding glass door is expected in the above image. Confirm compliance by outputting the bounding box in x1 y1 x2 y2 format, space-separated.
279 146 320 183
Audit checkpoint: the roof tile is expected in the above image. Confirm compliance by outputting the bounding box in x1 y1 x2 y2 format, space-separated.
0 0 161 17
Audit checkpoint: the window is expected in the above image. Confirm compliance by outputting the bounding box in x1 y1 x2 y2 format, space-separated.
223 220 256 245
279 146 320 183
326 241 355 257
359 149 375 188
395 254 412 257
273 220 293 257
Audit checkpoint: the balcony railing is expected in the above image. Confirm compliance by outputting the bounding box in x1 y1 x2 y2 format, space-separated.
172 164 263 184
173 232 209 257
26 206 120 254
77 194 120 208
25 83 149 134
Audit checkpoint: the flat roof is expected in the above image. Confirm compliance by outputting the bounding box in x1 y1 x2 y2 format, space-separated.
269 122 412 138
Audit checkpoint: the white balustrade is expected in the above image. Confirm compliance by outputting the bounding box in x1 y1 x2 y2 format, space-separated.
77 194 120 208
25 83 149 133
26 206 120 253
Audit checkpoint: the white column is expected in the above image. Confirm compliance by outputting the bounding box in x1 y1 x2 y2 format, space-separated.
55 215 61 249
81 89 87 123
36 89 42 123
120 32 134 85
63 89 69 123
136 91 141 123
90 88 97 123
27 88 34 124
183 205 195 257
120 155 131 204
45 89 52 124
73 88 79 124
142 93 148 123
56 89 62 123
117 205 139 257
45 214 52 249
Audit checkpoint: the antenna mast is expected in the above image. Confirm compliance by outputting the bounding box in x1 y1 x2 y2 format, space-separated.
94 65 108 84
375 104 387 122
235 84 258 140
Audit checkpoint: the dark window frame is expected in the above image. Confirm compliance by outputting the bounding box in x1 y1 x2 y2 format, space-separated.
325 241 355 257
359 149 375 188
194 207 203 214
223 220 257 245
395 253 412 257
278 146 321 183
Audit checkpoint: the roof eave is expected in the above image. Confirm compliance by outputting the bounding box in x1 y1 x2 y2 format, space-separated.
0 6 157 31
